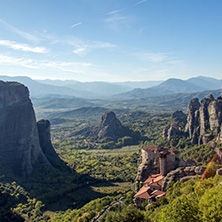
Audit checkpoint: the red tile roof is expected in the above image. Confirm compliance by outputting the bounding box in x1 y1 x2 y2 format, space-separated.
134 186 152 199
151 190 166 198
144 174 164 186
142 145 159 151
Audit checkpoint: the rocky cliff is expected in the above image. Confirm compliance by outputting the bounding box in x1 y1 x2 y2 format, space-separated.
162 166 206 191
69 110 136 142
164 95 222 145
0 81 61 177
185 95 222 144
37 119 64 168
93 111 125 141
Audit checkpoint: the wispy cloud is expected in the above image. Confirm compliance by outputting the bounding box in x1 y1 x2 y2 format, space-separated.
105 14 129 23
0 18 40 42
134 0 147 6
0 55 39 69
0 40 47 53
133 51 170 63
71 22 82 28
0 54 93 73
69 38 116 56
167 60 184 65
107 9 122 15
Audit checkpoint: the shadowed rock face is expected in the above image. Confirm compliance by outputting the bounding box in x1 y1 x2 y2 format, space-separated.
68 110 131 142
37 119 64 168
185 98 200 138
163 94 222 145
0 81 50 177
184 95 222 144
95 111 124 140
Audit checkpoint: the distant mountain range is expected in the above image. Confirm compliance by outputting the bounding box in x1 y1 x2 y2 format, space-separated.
115 76 222 99
0 75 221 100
0 75 161 98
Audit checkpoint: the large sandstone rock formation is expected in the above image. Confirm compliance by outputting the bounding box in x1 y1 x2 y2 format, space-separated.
37 119 64 168
163 111 186 141
185 95 222 144
68 110 136 142
163 95 222 145
93 111 125 141
0 81 61 177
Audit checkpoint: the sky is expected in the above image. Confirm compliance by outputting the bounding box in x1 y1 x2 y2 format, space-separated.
0 0 221 82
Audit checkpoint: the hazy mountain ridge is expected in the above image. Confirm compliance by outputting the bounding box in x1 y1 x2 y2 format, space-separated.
48 106 129 121
0 75 96 98
115 77 222 99
32 97 95 109
1 75 221 102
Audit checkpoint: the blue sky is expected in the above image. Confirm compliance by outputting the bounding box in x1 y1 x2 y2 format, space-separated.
0 0 221 82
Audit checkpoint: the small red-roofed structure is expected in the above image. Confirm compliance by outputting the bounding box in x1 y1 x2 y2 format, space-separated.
134 173 166 201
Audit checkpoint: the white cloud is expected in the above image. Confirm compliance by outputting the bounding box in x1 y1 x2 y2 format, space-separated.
71 22 82 28
70 38 116 56
73 47 87 56
0 18 40 42
133 51 170 63
134 0 147 6
105 14 129 23
0 54 93 73
0 40 47 53
37 31 116 56
0 55 38 69
107 9 122 15
43 61 92 73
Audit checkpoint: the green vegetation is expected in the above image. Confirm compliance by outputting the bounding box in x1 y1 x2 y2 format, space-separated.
97 175 222 222
55 147 140 182
0 179 46 221
2 106 222 221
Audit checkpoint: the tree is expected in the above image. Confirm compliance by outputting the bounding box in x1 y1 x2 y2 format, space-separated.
199 186 222 221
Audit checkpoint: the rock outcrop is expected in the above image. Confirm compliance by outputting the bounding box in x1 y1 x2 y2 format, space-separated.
185 98 200 140
68 110 137 142
172 110 187 123
0 81 61 177
164 95 222 145
162 166 206 191
163 111 186 141
185 95 222 144
93 111 125 141
37 119 64 168
167 123 181 141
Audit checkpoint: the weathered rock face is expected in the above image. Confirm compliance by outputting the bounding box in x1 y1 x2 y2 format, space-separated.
95 111 124 141
163 111 186 141
68 110 133 142
167 123 180 141
185 98 200 139
172 110 186 123
162 166 206 191
199 95 214 136
0 81 50 177
208 96 222 135
184 95 222 145
37 119 64 168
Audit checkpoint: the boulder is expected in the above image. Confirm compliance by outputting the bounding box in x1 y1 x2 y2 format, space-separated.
216 168 222 176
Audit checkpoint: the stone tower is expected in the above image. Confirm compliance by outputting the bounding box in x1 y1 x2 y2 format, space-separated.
159 151 167 176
